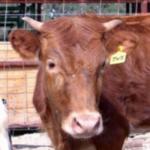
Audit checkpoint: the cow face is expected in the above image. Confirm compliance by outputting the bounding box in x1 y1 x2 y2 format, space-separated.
9 16 121 139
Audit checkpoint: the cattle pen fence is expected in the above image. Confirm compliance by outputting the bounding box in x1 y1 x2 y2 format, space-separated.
0 0 150 149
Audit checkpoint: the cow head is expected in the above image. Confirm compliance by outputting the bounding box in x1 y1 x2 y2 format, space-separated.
9 16 121 139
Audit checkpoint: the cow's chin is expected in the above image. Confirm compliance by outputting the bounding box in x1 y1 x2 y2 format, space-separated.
64 127 103 139
61 112 104 139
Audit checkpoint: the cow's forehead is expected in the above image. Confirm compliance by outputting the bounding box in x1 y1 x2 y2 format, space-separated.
40 17 106 72
40 33 106 73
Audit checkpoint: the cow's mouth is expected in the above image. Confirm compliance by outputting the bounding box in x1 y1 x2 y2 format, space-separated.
70 126 103 139
62 111 103 139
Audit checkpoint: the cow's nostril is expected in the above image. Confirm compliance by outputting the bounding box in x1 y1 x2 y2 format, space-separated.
74 117 82 128
94 118 100 129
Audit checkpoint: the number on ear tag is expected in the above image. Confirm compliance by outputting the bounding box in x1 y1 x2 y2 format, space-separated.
109 51 127 65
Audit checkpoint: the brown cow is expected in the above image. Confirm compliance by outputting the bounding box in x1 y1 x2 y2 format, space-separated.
9 14 150 150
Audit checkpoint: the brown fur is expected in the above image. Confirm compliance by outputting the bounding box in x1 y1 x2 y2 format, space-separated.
102 20 150 128
9 14 150 150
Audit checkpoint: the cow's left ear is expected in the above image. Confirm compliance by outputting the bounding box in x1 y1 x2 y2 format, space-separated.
103 19 122 31
9 29 40 59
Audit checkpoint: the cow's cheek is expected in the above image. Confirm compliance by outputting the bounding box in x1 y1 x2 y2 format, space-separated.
46 73 64 91
45 74 70 114
95 76 103 102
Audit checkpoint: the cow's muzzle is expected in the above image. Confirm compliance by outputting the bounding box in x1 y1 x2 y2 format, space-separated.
62 111 103 139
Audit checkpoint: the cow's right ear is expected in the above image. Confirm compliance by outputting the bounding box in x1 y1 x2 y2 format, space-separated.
9 29 40 59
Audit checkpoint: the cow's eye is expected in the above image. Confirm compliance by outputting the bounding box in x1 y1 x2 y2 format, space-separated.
47 59 56 70
98 60 106 75
101 61 106 69
48 62 55 69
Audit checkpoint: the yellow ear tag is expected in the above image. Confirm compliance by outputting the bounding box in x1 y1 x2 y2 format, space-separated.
109 45 127 65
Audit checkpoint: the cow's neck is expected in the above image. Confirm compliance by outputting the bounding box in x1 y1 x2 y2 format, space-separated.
77 143 96 150
69 139 96 150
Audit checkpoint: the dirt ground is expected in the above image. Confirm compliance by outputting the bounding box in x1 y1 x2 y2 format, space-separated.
12 133 53 150
12 132 150 150
123 132 150 150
